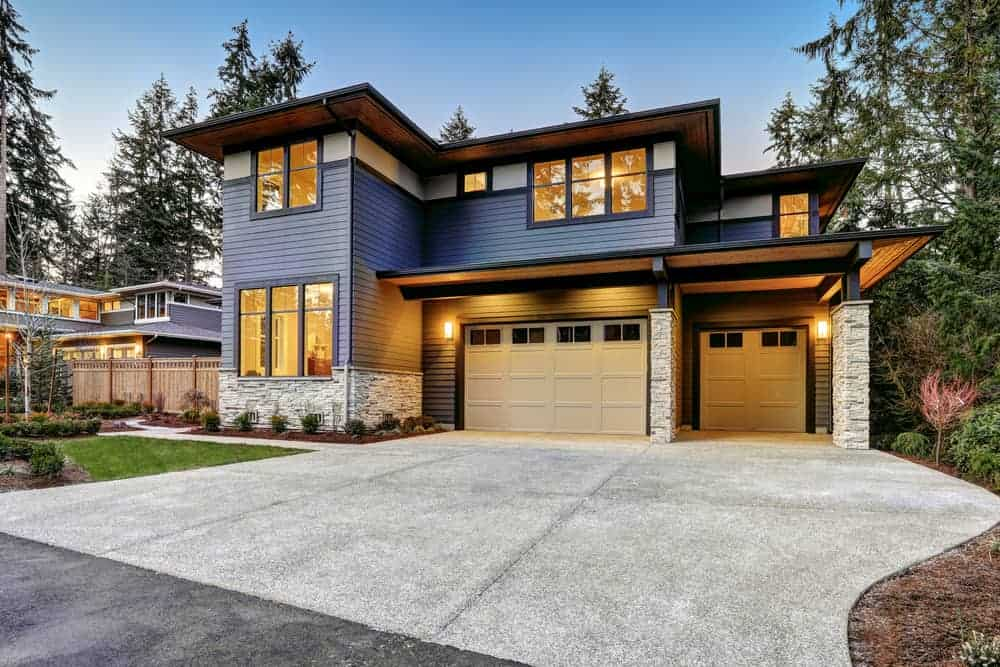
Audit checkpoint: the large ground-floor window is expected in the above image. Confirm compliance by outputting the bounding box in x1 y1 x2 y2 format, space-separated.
238 278 336 378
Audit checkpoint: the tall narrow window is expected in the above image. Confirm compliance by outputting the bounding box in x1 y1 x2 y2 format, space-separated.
270 286 299 377
779 194 810 237
256 147 284 212
289 140 318 208
533 160 566 222
239 289 266 377
611 149 647 213
571 154 605 218
304 282 334 376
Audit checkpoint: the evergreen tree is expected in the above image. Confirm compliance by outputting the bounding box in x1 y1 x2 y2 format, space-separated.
573 66 628 119
209 20 313 118
0 0 74 275
440 105 475 142
765 92 800 167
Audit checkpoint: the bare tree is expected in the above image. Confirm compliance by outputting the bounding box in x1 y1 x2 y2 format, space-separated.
7 203 56 414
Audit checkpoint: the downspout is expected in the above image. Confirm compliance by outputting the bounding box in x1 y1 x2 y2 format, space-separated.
344 126 357 425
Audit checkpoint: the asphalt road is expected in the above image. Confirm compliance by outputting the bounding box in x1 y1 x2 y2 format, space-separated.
0 532 523 666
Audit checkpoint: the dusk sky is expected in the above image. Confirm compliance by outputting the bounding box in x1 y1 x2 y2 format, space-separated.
23 0 849 202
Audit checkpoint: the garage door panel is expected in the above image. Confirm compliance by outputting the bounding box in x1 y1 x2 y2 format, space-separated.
700 328 805 432
466 320 646 435
601 406 644 435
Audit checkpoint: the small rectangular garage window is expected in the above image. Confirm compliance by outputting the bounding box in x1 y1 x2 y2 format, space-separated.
605 323 641 342
709 331 742 348
470 328 501 346
512 327 545 344
557 325 592 343
780 331 798 346
762 331 798 347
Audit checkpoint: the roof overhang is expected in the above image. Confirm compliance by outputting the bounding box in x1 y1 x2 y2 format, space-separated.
720 158 866 230
164 83 721 196
378 227 942 300
54 329 222 343
109 281 221 298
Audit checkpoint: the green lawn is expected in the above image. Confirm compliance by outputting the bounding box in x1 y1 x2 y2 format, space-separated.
60 436 307 481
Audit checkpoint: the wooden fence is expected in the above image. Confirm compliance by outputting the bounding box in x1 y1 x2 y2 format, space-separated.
70 357 220 413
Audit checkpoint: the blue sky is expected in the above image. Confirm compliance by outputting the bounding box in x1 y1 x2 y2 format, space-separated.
23 0 847 201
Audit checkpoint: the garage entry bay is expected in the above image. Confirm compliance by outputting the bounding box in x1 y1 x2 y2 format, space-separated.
464 320 647 434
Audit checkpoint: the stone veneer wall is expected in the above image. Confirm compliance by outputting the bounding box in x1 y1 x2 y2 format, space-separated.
650 307 677 445
349 368 423 425
831 301 871 449
218 367 422 430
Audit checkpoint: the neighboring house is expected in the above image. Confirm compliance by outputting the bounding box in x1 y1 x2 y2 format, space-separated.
166 83 940 447
0 277 222 361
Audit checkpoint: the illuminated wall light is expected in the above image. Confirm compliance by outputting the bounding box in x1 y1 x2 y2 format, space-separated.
817 320 829 339
443 321 454 340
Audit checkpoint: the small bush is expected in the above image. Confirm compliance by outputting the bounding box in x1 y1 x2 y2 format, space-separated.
418 415 437 429
270 414 289 434
234 411 255 432
29 442 64 477
950 403 1000 489
180 408 202 424
0 418 98 439
71 401 142 419
990 538 1000 560
301 413 322 435
201 410 220 432
377 415 400 432
141 401 155 414
401 416 419 433
84 418 101 435
29 412 49 423
0 436 33 461
959 630 1000 667
342 418 366 438
891 432 933 458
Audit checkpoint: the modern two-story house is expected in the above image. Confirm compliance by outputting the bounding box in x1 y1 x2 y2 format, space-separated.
0 277 222 361
167 84 940 447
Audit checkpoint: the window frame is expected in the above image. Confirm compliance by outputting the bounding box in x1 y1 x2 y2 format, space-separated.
250 138 323 220
234 275 338 379
773 192 816 238
527 145 653 228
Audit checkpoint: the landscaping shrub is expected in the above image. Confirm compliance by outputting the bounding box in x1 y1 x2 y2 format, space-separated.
201 410 220 432
29 442 64 477
377 415 400 432
180 408 202 424
950 403 1000 489
959 630 1000 667
271 414 289 433
890 432 933 458
72 401 142 419
0 436 33 461
419 415 437 429
234 411 255 432
301 413 322 435
401 416 419 433
343 418 366 438
0 418 99 439
141 401 155 414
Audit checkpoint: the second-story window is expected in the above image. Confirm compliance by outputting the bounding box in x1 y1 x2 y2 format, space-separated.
136 292 167 320
79 299 99 321
255 140 319 214
47 297 74 318
779 193 810 237
14 289 42 314
463 171 487 194
532 148 649 224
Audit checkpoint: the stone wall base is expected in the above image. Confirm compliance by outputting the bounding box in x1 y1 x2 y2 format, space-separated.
218 367 422 430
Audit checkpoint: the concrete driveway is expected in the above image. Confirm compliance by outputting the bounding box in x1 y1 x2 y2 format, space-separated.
1 431 997 666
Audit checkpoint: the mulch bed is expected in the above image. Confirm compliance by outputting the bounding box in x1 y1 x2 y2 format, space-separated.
0 459 91 493
187 427 444 445
139 414 196 428
100 420 142 433
848 523 1000 667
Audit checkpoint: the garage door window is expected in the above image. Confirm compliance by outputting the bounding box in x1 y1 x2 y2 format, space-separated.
470 328 501 346
708 331 743 348
557 325 592 343
762 331 798 347
605 323 641 342
512 327 545 344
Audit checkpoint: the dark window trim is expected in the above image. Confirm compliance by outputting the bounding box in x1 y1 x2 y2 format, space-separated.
527 145 654 228
233 274 339 379
772 191 816 239
250 138 324 219
458 168 492 198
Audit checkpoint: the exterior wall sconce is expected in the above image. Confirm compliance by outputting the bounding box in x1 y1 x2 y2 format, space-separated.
443 321 454 341
817 319 829 339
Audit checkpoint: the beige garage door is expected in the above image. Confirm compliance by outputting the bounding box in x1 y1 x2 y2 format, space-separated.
699 328 806 432
464 320 647 435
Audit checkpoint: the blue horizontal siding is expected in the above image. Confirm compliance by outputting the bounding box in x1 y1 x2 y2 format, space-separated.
221 162 350 368
422 170 676 265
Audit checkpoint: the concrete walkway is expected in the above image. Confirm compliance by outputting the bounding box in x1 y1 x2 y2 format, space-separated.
2 431 998 666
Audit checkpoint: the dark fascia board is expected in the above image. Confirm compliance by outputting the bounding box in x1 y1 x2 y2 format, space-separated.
375 226 945 280
720 157 867 183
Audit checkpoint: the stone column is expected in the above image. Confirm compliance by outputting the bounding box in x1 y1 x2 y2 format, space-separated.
649 307 677 445
831 300 871 449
